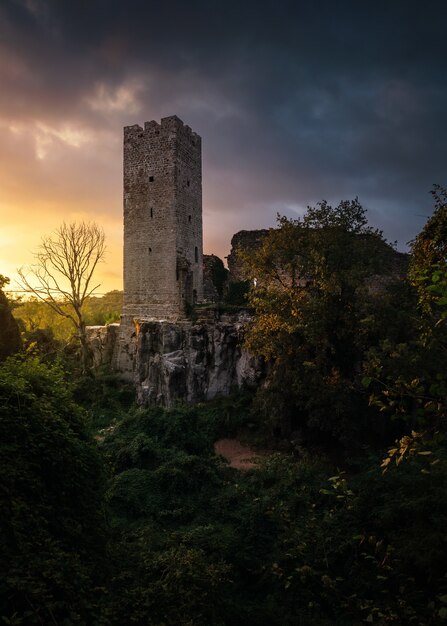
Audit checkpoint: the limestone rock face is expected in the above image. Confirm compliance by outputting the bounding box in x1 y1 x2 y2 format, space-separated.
87 313 264 405
85 324 120 368
134 317 263 406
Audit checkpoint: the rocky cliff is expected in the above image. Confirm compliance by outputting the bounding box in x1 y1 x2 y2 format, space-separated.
134 315 263 405
86 323 120 369
87 312 264 406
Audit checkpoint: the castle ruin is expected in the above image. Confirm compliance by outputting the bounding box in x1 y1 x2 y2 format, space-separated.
122 115 203 324
89 114 407 404
114 115 204 372
93 115 263 400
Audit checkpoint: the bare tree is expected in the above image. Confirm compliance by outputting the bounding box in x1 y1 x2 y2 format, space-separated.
18 221 106 373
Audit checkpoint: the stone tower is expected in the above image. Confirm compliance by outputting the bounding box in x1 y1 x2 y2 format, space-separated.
122 115 203 324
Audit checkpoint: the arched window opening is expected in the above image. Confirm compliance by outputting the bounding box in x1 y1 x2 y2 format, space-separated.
194 246 198 263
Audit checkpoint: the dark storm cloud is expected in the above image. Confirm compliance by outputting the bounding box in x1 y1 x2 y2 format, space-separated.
1 0 446 256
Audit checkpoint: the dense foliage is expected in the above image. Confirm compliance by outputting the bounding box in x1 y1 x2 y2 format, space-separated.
242 200 410 444
97 402 447 625
2 191 447 624
13 290 122 365
364 189 447 471
0 357 105 624
0 275 21 360
2 367 446 624
14 290 122 343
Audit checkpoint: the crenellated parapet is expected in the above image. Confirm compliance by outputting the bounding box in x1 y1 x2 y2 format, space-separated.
124 116 201 145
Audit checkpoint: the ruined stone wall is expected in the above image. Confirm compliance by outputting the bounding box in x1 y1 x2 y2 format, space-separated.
122 115 202 323
227 229 269 282
86 324 120 368
203 254 228 301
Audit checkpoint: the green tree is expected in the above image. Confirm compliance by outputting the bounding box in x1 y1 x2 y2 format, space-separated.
360 189 447 472
409 184 447 316
13 296 73 348
365 261 447 469
410 185 447 276
243 199 402 441
207 255 228 300
0 356 105 623
18 221 106 374
82 290 122 325
14 291 123 349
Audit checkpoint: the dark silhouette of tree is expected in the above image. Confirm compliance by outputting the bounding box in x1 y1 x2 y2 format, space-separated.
0 356 105 623
0 274 21 360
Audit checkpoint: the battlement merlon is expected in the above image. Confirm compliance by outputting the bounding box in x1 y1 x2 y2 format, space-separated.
124 116 201 144
123 123 144 135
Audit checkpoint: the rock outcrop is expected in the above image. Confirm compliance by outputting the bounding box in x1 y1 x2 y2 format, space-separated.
86 312 264 406
86 323 120 368
134 315 263 406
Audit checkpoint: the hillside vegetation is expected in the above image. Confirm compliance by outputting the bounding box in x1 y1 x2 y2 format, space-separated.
1 192 447 625
13 290 123 343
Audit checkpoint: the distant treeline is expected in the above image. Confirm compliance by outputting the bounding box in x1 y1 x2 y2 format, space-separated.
13 290 123 341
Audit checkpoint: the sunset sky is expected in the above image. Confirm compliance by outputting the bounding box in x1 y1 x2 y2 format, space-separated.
1 0 446 293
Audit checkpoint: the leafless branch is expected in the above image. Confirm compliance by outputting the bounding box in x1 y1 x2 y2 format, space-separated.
17 221 106 372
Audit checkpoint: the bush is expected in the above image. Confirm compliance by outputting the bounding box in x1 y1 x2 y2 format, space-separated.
0 356 106 624
225 280 250 306
0 276 21 360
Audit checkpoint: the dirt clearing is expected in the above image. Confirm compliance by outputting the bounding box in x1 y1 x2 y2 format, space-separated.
214 438 263 470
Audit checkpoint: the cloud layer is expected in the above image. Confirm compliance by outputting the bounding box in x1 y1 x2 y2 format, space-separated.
1 0 446 290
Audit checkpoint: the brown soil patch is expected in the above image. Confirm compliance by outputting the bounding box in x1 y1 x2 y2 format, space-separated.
214 438 262 470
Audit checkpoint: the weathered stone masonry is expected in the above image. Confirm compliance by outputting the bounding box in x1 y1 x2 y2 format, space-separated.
114 115 205 375
89 115 265 402
122 115 203 323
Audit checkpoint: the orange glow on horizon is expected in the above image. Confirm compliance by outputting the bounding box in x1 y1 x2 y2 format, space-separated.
0 109 263 294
